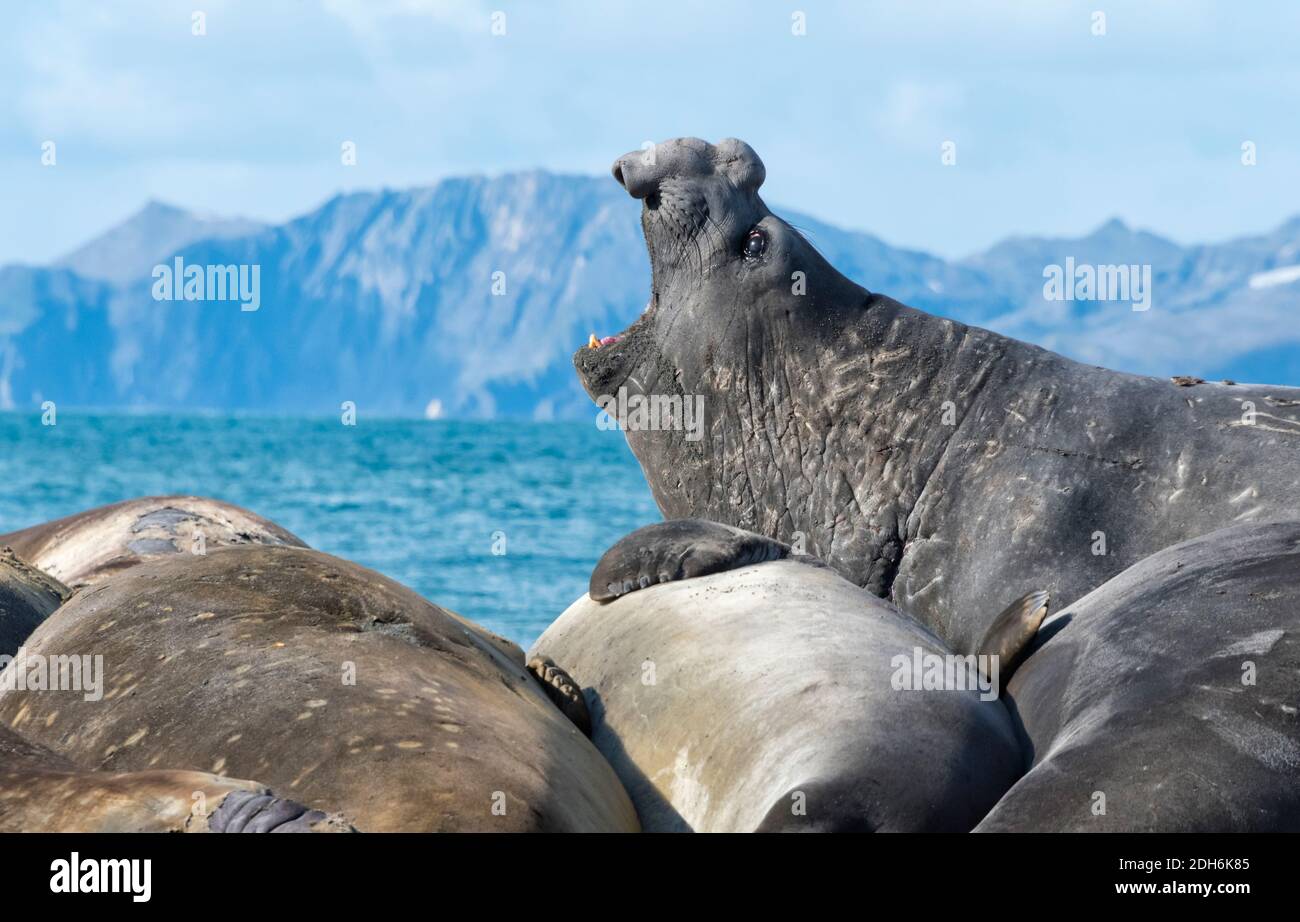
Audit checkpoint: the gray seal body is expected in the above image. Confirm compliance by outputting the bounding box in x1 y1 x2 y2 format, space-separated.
977 521 1300 832
0 547 68 657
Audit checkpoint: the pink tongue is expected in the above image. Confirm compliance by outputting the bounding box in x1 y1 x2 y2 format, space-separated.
600 336 619 346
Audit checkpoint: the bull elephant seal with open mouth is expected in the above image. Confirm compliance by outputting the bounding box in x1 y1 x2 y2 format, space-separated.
575 137 1300 655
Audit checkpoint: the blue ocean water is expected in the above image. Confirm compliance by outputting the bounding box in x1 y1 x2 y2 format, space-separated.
0 412 659 648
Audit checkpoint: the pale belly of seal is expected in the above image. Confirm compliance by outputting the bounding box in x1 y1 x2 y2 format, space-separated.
532 559 1023 832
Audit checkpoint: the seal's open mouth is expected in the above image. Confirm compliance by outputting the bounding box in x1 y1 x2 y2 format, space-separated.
579 293 653 352
579 189 669 363
577 136 760 404
572 292 658 401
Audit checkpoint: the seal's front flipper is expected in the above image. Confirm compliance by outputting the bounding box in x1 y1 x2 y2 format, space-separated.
976 590 1050 685
208 789 351 833
589 519 799 603
527 655 592 736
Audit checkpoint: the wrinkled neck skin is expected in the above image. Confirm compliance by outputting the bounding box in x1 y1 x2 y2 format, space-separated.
581 196 1026 608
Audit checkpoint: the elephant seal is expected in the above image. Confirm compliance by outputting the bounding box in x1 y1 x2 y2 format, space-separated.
977 520 1300 832
1 495 536 676
532 552 1028 832
577 137 1300 655
0 495 307 588
0 547 69 656
0 723 349 832
587 519 1049 672
0 544 637 832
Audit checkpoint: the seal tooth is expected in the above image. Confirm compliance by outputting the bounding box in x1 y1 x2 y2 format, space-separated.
588 333 600 349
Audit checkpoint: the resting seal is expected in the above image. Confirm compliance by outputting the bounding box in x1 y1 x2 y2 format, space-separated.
0 724 349 832
577 137 1300 654
0 544 637 832
0 495 306 589
0 547 69 656
533 552 1033 832
977 521 1300 832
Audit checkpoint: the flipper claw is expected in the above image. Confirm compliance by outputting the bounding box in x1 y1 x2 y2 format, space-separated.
976 590 1050 686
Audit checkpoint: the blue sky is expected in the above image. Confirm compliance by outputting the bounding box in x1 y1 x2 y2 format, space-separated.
3 0 1299 265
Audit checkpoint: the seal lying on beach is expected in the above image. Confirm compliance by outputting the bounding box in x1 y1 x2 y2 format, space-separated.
0 543 637 832
977 521 1300 832
1 495 582 720
0 495 306 589
0 723 349 832
576 137 1300 654
0 547 68 657
533 549 1038 832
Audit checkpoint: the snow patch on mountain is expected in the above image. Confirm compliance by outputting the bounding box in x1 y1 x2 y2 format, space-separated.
1249 265 1300 289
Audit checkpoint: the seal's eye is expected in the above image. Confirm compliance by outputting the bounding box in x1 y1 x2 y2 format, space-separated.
743 229 767 259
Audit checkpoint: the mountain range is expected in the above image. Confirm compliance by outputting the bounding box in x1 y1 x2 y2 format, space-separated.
4 174 1299 419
